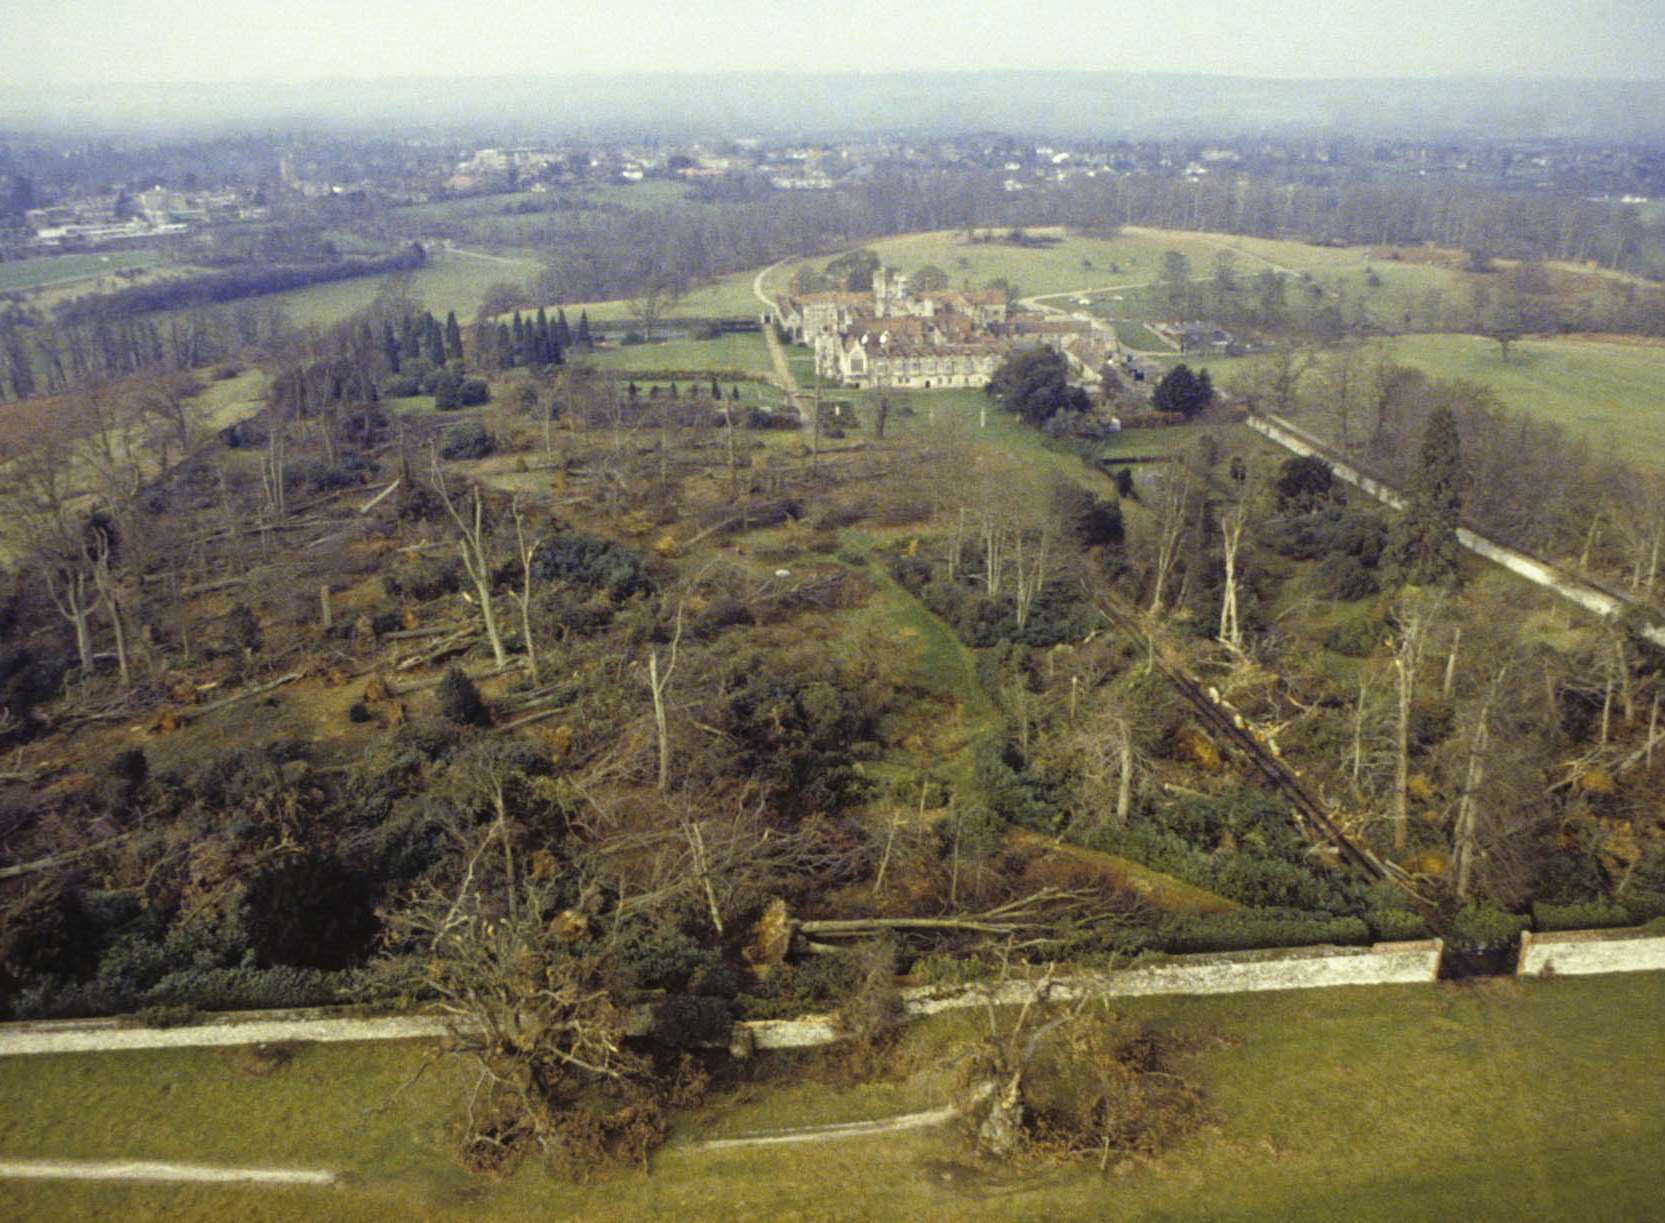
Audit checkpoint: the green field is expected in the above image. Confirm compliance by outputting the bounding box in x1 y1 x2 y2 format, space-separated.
762 226 1376 308
1388 334 1665 466
263 249 543 326
2 973 1661 1221
556 267 768 324
583 331 775 376
1223 334 1665 470
0 250 166 293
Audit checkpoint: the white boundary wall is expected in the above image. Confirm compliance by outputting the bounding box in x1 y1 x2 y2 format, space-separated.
1518 927 1665 977
748 940 1444 1050
0 942 1444 1057
1245 414 1665 647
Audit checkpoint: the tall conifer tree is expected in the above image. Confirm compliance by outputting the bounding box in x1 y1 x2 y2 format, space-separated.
1386 406 1465 586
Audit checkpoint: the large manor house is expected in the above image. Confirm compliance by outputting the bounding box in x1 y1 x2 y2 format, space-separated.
773 267 1117 390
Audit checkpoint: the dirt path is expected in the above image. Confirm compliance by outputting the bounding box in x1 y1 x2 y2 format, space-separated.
752 256 791 313
0 1158 336 1185
761 318 808 428
432 246 527 266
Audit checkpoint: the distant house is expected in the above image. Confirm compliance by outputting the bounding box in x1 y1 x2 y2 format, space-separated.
777 266 1116 391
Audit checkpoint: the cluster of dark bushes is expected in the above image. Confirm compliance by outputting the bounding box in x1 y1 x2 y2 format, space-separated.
439 421 494 461
1265 507 1389 602
720 660 877 820
1079 789 1364 913
530 530 655 601
889 556 1096 649
0 740 407 1020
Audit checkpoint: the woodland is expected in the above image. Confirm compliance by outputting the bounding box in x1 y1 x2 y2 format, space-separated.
2 206 1665 1173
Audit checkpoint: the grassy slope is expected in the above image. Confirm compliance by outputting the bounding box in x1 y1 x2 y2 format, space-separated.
761 226 1371 306
3 974 1661 1221
1220 334 1665 471
0 250 164 292
262 250 543 327
583 332 775 376
556 267 767 324
1380 334 1665 468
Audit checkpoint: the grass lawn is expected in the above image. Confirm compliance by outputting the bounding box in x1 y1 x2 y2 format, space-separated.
1381 334 1665 466
189 368 270 431
0 249 165 293
3 973 1661 1220
761 227 1380 309
557 267 766 324
263 250 543 327
1223 334 1665 471
583 332 774 377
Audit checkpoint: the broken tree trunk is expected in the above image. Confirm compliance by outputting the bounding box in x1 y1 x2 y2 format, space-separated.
177 670 304 723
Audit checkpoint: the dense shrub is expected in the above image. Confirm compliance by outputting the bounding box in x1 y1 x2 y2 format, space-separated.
974 739 1068 833
1267 507 1387 566
531 531 654 600
382 555 464 601
1449 904 1530 951
1532 900 1635 931
723 664 874 818
236 854 379 971
608 916 720 991
0 646 71 746
1366 908 1431 941
650 994 734 1048
1054 483 1125 548
437 667 489 727
1077 788 1363 915
1324 606 1383 656
1151 910 1370 954
1275 455 1335 512
286 451 376 493
439 420 495 460
1314 553 1380 601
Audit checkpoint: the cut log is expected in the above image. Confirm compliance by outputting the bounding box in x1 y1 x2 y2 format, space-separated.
359 479 401 514
177 671 304 723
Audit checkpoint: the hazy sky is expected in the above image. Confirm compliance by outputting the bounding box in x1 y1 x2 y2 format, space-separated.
4 0 1663 85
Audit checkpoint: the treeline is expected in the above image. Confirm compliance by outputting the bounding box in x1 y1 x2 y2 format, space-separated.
53 244 426 327
0 302 291 401
1261 348 1665 594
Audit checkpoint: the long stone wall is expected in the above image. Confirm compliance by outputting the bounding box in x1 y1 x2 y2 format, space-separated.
1517 927 1665 977
1244 414 1665 647
746 940 1444 1050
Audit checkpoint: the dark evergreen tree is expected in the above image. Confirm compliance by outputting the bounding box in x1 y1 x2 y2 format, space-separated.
555 307 572 349
424 314 445 365
383 320 401 373
444 311 464 363
437 666 489 726
984 347 1089 426
576 311 592 348
497 322 514 367
1152 363 1213 418
1385 406 1465 586
511 311 525 364
710 378 720 399
534 313 553 367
